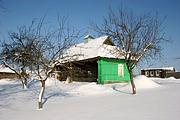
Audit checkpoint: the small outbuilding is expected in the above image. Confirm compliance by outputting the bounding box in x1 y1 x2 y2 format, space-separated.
0 65 17 79
55 35 130 84
141 67 176 78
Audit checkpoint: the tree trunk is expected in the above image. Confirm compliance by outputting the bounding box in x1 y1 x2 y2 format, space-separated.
20 68 28 89
129 71 136 94
126 61 136 94
20 76 28 89
38 80 45 109
65 76 72 83
65 68 73 83
23 78 27 89
24 78 27 87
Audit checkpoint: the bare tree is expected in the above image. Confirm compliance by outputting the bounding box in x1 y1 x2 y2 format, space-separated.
92 7 169 94
0 15 80 109
0 26 37 89
29 16 80 109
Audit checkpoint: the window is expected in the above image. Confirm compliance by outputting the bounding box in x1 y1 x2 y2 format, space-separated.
145 71 149 76
156 70 160 77
118 64 124 77
150 71 154 77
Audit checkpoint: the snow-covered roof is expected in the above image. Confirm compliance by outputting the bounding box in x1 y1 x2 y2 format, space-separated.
84 35 94 39
0 65 15 73
142 67 175 71
59 36 124 62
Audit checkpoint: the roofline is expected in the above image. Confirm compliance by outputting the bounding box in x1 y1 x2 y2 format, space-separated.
103 36 115 46
58 56 126 65
141 67 175 71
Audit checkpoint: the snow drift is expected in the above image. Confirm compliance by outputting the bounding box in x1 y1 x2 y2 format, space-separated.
1 77 180 120
70 83 114 95
119 75 161 91
39 79 115 96
45 78 60 86
45 75 161 97
133 75 161 89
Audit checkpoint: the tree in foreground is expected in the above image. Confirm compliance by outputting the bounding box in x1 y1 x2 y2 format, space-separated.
93 7 169 94
27 16 79 109
1 16 79 109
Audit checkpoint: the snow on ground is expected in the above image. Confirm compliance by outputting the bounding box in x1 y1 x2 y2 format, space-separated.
70 83 115 95
112 75 161 93
133 75 161 89
150 77 180 84
0 76 180 120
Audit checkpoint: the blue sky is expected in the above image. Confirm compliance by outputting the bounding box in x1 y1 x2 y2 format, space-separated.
0 0 180 72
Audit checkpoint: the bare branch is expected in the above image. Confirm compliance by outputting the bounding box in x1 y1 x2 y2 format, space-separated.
92 7 169 94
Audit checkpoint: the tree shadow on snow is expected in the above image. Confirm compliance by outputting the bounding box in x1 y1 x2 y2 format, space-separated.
27 79 39 88
42 92 70 105
0 83 24 109
112 85 132 95
0 84 23 95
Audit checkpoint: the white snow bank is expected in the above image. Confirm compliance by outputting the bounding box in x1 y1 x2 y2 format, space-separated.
45 78 60 86
133 75 161 89
70 83 114 95
165 77 174 80
0 78 17 85
1 77 180 120
151 77 180 84
120 75 161 90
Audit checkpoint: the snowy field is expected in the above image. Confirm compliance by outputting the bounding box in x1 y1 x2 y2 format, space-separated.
0 75 180 120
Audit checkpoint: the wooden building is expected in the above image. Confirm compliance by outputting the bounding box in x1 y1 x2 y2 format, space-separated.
141 67 175 78
54 35 130 84
0 65 17 79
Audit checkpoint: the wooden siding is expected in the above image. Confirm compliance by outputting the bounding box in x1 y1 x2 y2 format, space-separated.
0 72 17 79
166 72 180 79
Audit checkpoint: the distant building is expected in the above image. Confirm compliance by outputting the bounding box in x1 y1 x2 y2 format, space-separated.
141 67 179 78
0 64 17 79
